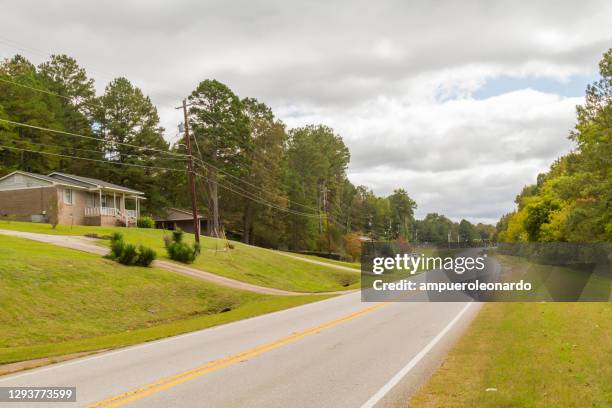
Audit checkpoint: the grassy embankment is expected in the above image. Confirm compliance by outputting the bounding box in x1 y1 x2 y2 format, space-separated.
0 235 331 365
0 221 359 292
282 252 360 269
409 254 612 407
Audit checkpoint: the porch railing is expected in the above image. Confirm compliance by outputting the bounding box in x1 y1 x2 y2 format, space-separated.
85 207 138 221
85 207 118 217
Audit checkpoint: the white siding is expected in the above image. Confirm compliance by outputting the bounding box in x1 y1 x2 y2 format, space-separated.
0 174 53 191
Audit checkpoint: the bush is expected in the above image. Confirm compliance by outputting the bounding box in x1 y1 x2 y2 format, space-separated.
137 245 157 266
118 243 138 265
343 232 363 261
109 232 156 267
172 229 184 243
137 216 155 229
110 233 126 259
165 229 200 264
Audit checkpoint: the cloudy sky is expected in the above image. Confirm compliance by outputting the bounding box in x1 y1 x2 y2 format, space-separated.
2 0 611 223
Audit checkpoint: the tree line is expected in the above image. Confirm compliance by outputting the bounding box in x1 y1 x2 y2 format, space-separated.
0 53 433 258
497 49 611 243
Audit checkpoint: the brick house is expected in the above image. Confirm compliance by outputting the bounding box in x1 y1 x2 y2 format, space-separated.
0 170 145 226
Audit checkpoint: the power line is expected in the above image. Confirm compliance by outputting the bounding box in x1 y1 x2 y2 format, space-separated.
0 136 189 162
0 144 185 172
189 140 320 213
0 118 188 158
193 172 322 218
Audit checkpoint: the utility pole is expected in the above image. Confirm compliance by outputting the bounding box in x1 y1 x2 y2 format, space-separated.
323 184 331 254
179 99 200 243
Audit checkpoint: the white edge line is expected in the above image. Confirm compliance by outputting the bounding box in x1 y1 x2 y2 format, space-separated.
360 302 473 408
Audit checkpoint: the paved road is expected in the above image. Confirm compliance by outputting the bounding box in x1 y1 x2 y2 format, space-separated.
0 229 350 296
0 290 479 408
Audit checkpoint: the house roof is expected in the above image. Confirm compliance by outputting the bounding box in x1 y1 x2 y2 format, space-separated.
0 170 144 195
0 170 85 189
155 208 205 222
0 171 58 184
48 172 144 195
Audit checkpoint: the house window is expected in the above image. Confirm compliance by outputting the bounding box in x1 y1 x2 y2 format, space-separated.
63 188 73 205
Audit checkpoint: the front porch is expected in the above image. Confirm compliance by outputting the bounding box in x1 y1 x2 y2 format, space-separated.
83 190 144 227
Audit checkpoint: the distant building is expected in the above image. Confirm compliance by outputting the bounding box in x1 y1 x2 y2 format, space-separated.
154 208 207 234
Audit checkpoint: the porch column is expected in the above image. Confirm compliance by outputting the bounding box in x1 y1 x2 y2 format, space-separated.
136 198 140 219
99 190 102 214
122 193 127 226
113 192 116 215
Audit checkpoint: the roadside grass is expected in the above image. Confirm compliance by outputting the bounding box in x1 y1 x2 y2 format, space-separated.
409 255 612 408
0 221 359 292
0 235 331 364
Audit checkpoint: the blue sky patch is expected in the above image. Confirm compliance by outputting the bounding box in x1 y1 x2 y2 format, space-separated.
473 73 598 99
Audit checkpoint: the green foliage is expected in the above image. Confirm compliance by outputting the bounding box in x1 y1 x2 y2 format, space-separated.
137 244 157 266
165 229 201 264
94 77 170 215
415 213 454 243
109 232 156 267
458 219 479 242
137 216 155 229
524 200 560 241
110 232 126 259
188 79 251 236
172 229 184 243
498 49 612 243
388 189 417 240
118 243 138 265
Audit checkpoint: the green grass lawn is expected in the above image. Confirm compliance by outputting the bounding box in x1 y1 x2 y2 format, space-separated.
283 252 361 270
409 254 612 407
0 221 360 292
0 235 331 364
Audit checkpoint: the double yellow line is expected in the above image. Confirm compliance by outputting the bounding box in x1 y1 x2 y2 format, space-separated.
88 303 388 407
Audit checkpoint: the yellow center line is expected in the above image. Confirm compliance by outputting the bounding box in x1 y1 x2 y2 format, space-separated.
88 302 388 408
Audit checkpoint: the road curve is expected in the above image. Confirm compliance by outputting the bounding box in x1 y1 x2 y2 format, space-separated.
0 229 350 296
0 291 479 408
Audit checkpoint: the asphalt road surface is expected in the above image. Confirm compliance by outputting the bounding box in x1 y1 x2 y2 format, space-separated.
0 289 480 408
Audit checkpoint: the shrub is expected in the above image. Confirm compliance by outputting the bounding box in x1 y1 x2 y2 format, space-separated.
172 229 184 243
110 233 126 259
137 216 155 229
109 232 156 267
137 245 157 266
118 243 138 265
165 229 200 264
343 232 363 261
